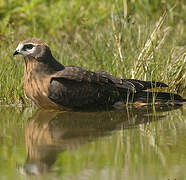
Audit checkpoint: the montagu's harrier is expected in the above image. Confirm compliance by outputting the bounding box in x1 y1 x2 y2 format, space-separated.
13 38 186 110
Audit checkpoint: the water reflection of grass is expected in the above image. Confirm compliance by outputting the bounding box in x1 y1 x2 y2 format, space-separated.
0 0 185 106
0 107 27 180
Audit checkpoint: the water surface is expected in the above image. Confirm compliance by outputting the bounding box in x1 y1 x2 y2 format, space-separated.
0 105 185 180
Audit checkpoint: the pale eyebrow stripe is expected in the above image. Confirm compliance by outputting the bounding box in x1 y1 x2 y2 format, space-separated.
16 43 24 51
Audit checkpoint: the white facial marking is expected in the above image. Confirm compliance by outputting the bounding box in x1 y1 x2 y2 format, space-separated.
16 43 24 52
16 43 36 56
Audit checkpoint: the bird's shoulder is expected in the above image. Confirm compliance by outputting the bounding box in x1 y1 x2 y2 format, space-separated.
51 66 114 84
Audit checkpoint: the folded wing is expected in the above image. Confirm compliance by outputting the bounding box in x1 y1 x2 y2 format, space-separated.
48 66 169 108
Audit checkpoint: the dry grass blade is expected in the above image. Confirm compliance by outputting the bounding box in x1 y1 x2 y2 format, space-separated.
132 11 167 79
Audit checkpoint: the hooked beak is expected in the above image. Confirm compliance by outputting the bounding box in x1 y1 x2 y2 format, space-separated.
13 50 19 56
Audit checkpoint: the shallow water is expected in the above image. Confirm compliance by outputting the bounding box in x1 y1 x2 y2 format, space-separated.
0 105 185 180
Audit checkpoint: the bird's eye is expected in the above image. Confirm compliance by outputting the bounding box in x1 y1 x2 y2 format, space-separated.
23 44 34 50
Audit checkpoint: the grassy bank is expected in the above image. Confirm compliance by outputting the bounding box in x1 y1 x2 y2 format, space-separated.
0 0 185 106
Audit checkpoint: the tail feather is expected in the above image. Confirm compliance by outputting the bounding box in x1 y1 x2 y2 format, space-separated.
133 91 186 104
124 79 168 91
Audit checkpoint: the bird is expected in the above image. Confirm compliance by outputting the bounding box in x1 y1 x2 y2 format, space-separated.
13 38 186 110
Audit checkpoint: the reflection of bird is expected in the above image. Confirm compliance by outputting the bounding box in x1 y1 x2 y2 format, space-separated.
13 38 186 110
22 105 181 175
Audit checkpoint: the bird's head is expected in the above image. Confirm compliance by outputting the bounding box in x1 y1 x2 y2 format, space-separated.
13 38 52 61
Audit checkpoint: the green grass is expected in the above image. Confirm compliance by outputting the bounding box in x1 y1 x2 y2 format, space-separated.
0 0 185 106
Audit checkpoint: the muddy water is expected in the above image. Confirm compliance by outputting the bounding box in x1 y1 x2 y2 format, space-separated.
0 105 185 180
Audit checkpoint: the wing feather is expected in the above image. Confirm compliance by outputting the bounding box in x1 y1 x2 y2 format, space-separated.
51 66 136 92
124 79 168 91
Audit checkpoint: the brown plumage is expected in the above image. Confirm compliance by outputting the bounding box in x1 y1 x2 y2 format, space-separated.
13 38 185 110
